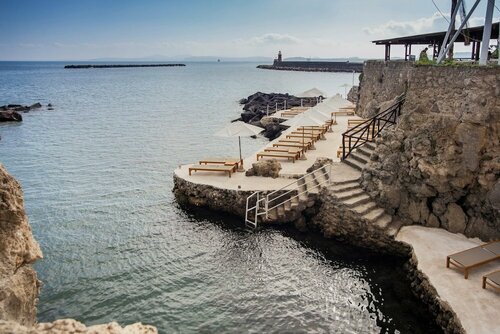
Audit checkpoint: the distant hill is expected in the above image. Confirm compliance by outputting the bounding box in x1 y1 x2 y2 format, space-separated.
283 57 366 63
89 55 274 62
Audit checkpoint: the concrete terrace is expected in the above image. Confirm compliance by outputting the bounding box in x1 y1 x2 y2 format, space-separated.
174 113 362 191
397 226 500 334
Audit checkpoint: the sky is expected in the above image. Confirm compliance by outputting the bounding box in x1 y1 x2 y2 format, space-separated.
0 0 499 60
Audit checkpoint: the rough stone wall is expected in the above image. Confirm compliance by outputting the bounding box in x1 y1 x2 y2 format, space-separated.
361 64 500 241
0 164 42 326
308 189 408 255
172 173 306 223
356 60 413 118
0 319 157 334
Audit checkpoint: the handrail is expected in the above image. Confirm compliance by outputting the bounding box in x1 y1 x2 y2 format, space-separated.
244 163 332 227
342 97 404 160
266 165 331 214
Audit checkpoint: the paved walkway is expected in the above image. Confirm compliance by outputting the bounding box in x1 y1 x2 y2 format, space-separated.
396 226 500 334
175 114 361 190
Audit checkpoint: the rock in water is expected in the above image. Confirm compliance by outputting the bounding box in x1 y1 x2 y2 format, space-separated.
0 111 23 122
0 164 42 325
246 159 282 178
29 103 42 109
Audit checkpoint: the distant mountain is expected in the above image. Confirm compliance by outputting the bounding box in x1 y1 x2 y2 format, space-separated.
283 57 366 63
88 55 274 62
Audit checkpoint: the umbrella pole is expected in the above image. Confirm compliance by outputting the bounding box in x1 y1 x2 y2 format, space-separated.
238 136 244 172
300 127 307 160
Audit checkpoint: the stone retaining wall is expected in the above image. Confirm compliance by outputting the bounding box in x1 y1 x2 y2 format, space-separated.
358 62 500 241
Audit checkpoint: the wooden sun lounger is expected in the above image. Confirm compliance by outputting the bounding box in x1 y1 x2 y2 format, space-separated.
199 158 241 170
446 241 500 279
256 152 297 163
483 270 500 291
265 147 303 156
189 164 235 177
332 110 355 116
286 134 320 141
273 142 309 150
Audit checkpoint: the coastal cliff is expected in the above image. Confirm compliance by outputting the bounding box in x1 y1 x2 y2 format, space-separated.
0 164 42 325
0 164 157 333
358 62 500 240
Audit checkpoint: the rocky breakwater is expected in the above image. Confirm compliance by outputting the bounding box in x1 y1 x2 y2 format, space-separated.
0 163 157 333
360 64 500 241
237 92 319 140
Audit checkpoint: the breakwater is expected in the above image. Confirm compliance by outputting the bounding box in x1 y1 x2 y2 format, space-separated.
257 61 363 73
64 64 186 69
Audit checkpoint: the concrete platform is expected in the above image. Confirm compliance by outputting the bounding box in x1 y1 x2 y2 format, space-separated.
396 226 500 334
175 114 361 191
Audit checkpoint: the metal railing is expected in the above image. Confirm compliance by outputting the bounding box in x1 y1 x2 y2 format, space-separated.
244 163 332 228
342 97 405 160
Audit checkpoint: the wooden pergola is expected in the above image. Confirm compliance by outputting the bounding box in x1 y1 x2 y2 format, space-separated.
372 23 499 61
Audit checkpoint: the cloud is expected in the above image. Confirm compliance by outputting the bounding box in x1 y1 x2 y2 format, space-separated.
363 12 449 37
244 33 302 45
364 11 500 39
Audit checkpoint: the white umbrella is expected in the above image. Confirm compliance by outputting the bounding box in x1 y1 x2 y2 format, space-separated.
325 93 354 108
295 87 326 98
215 121 263 171
339 84 351 97
304 109 334 133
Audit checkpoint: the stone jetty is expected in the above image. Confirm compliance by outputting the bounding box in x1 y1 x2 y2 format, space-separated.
64 64 185 69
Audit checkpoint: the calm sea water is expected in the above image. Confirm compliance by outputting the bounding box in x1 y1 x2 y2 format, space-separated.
0 61 440 333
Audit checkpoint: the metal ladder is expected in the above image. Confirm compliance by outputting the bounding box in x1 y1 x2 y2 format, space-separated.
244 164 332 229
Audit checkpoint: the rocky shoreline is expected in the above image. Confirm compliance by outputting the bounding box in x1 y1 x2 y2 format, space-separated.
0 103 53 123
235 92 320 140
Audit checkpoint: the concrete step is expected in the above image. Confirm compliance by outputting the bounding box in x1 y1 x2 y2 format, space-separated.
364 142 376 151
386 219 403 237
352 201 378 215
330 176 361 186
356 146 374 158
267 207 278 221
350 151 369 164
313 169 329 186
374 214 392 229
330 181 360 193
277 205 285 218
341 193 372 207
362 207 386 222
343 157 366 171
336 188 365 201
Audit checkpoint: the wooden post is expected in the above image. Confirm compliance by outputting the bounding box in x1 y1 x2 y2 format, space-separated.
385 44 391 61
475 41 481 61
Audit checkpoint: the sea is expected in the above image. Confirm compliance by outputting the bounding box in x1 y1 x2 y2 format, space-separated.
0 61 441 333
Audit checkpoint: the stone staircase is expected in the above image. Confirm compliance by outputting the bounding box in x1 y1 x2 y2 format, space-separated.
325 143 402 237
245 166 330 227
342 142 376 171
